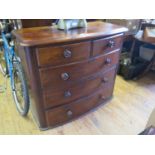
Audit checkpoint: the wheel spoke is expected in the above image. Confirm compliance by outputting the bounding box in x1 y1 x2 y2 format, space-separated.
13 69 25 110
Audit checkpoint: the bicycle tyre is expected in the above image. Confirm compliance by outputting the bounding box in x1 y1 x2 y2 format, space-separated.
12 61 29 116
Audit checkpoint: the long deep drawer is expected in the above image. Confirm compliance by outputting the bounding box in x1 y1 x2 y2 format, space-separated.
36 41 91 67
45 82 114 127
43 67 116 109
39 50 120 89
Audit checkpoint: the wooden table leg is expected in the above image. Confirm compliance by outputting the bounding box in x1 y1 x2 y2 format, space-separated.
129 39 136 59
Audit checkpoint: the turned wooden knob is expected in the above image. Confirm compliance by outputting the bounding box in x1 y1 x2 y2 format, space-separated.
64 49 72 58
61 73 69 80
100 95 105 100
64 91 72 98
67 110 73 117
105 58 111 64
102 77 108 83
108 40 115 48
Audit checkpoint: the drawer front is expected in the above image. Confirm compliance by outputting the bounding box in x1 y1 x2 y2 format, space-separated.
45 82 114 127
36 41 91 67
39 50 120 89
93 34 123 56
43 67 116 109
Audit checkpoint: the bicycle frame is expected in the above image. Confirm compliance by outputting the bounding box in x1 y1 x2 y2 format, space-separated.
0 20 30 116
1 32 17 90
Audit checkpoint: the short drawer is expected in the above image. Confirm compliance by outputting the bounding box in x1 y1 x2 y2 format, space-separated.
43 67 116 109
39 50 120 89
45 82 114 127
36 41 91 67
93 34 123 56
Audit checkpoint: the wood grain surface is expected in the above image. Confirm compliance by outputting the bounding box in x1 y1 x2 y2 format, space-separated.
12 21 128 46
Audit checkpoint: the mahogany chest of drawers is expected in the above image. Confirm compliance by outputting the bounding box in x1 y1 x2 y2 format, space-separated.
12 21 127 130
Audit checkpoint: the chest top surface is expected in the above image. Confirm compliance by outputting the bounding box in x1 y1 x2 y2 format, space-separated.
12 21 128 47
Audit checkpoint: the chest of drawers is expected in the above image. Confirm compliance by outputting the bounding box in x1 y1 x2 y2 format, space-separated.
12 21 127 130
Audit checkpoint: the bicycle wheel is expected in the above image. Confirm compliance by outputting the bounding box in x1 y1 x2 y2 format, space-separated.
12 61 30 116
0 47 8 76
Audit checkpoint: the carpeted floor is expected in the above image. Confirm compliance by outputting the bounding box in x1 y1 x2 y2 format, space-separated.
0 71 155 135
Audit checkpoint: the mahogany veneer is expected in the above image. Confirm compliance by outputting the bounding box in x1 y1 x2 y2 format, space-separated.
12 21 127 129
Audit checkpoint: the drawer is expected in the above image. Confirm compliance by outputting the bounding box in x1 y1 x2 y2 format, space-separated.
93 34 123 56
45 82 114 127
43 67 116 109
39 50 120 89
36 41 91 67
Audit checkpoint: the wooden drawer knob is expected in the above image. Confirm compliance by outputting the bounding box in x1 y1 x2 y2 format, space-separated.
105 58 111 64
108 40 115 48
67 110 73 117
64 49 72 58
100 95 105 100
61 73 69 80
102 77 108 83
64 91 72 98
